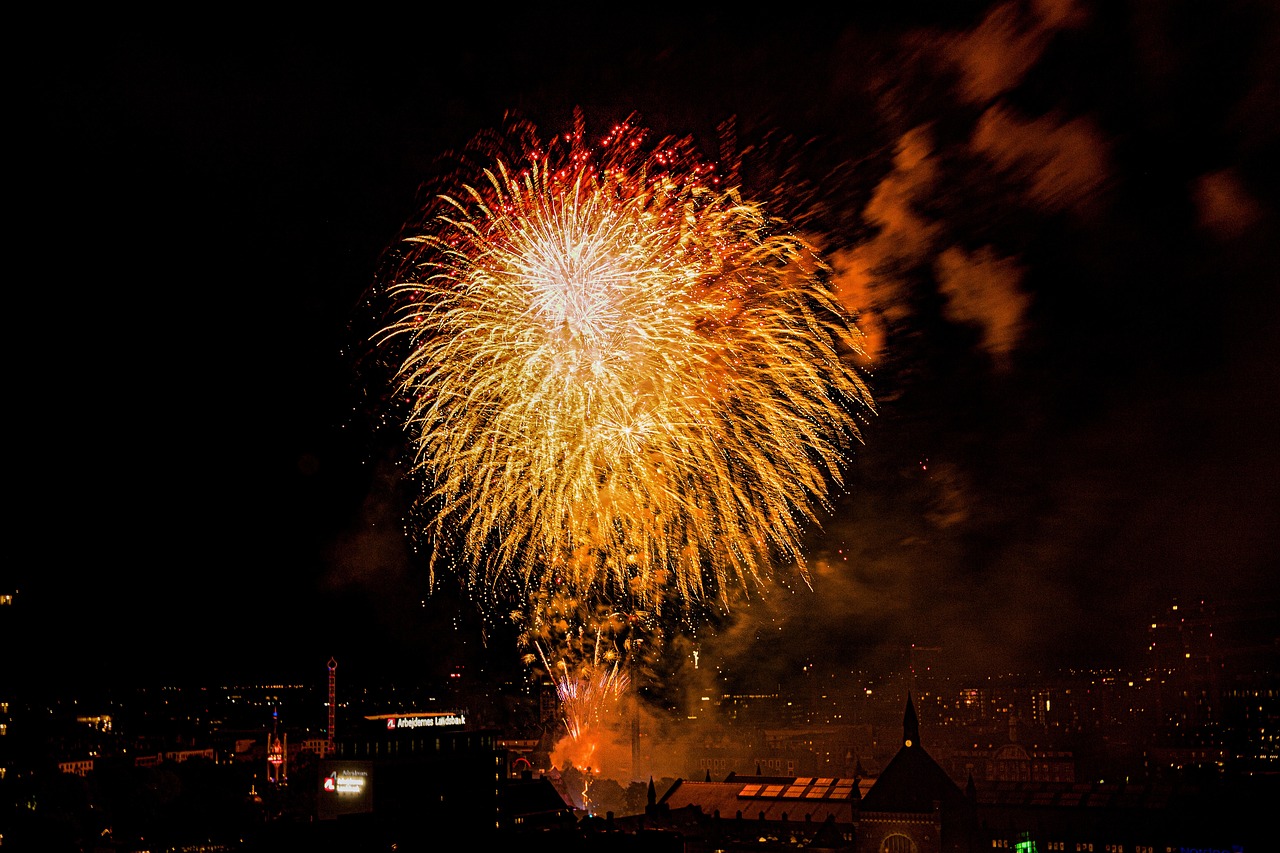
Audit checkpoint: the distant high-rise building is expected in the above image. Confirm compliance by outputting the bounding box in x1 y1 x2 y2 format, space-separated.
955 687 987 724
1146 596 1280 773
1148 598 1223 747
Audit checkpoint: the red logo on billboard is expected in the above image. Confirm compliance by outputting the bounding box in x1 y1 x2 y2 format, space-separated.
386 718 396 730
324 775 336 791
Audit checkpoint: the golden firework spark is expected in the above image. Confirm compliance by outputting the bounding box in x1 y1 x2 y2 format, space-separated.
376 117 873 611
535 639 630 746
519 594 636 778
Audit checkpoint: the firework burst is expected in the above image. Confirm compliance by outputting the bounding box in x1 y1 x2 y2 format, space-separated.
374 114 874 613
534 637 630 746
517 593 638 772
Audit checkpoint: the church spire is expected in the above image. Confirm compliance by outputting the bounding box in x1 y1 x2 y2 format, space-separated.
903 691 921 748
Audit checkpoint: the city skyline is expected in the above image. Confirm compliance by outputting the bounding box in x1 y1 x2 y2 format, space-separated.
12 4 1279 698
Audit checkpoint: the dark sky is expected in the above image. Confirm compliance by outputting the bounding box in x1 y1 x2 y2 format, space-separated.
12 4 1279 696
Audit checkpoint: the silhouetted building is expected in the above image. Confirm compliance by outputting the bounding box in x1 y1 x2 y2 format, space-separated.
941 713 1075 784
660 772 867 827
684 725 869 780
315 710 504 848
501 768 577 831
972 775 1272 851
1146 597 1280 778
855 692 980 853
642 695 979 852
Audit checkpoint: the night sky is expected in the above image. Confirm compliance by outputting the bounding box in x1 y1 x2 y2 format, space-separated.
13 4 1279 696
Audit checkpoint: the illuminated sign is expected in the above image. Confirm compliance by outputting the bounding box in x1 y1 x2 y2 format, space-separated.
268 738 284 765
372 712 466 730
317 760 374 820
323 769 368 795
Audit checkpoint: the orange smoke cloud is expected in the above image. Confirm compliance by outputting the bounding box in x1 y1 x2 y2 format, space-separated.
935 244 1030 370
1193 168 1263 241
971 105 1110 215
831 127 940 362
942 0 1089 105
861 126 940 258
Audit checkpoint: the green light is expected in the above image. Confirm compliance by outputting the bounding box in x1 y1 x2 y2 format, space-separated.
1015 840 1037 853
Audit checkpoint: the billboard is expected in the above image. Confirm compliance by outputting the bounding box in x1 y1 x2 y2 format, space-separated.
317 760 374 820
362 711 466 733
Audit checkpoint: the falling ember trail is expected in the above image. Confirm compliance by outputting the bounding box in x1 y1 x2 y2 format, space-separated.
537 638 629 742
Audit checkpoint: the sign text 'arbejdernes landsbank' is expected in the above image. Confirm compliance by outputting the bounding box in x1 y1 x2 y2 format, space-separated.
363 711 467 732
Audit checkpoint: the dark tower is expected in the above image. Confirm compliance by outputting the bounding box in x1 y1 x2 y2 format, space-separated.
856 694 979 853
267 707 287 785
327 657 338 756
904 691 921 748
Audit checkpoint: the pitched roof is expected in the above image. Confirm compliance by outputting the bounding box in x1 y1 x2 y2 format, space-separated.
503 774 575 819
858 693 969 815
659 775 871 824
